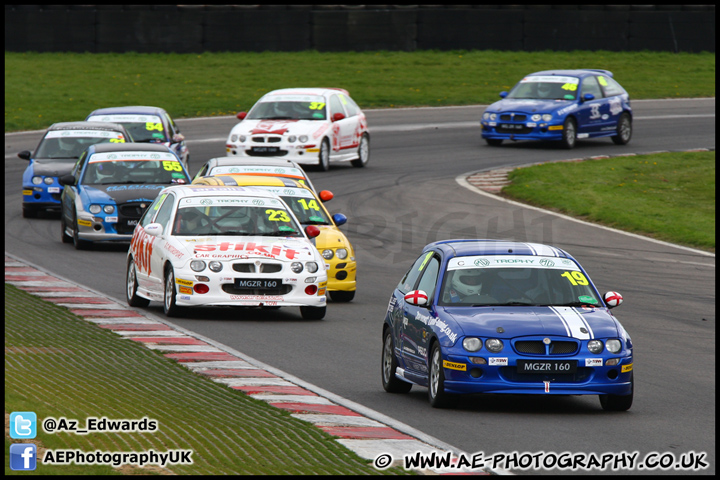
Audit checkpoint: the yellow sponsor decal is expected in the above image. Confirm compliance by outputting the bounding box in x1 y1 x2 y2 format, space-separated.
178 286 193 295
548 125 564 131
318 287 326 296
319 281 328 288
306 148 320 153
22 190 32 196
176 278 194 287
621 363 633 373
78 219 93 227
443 360 466 371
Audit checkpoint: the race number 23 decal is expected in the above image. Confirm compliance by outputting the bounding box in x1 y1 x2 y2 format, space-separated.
266 209 291 222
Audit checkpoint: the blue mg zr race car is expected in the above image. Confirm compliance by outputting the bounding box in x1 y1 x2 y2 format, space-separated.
481 69 632 149
381 239 633 411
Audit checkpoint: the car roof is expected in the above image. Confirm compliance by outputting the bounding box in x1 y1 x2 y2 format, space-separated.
527 69 614 78
198 174 309 189
47 121 128 132
88 143 173 154
426 239 575 260
87 106 167 116
262 87 350 98
204 157 306 170
161 183 286 200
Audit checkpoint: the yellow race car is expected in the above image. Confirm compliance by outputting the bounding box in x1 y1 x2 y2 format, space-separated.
192 174 357 302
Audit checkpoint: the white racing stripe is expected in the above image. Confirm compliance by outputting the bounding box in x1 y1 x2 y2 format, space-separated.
549 306 593 340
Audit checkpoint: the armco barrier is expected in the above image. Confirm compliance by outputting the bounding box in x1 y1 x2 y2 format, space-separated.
4 5 715 54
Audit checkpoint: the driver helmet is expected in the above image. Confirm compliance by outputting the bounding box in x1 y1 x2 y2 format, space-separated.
273 102 291 117
450 269 485 297
94 161 116 181
537 83 553 98
58 136 76 153
178 207 204 233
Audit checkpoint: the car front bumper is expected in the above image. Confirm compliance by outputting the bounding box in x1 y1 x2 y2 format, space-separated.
481 122 565 142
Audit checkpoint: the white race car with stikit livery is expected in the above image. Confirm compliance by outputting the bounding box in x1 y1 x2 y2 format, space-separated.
126 185 328 319
226 88 370 171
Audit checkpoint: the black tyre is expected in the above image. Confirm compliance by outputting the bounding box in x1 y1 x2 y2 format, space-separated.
22 205 38 218
428 343 458 408
126 257 150 307
163 266 185 317
611 113 632 145
318 139 330 171
329 290 355 302
73 214 91 250
60 215 73 244
559 117 577 149
381 328 412 393
300 305 326 320
350 134 370 168
599 372 634 411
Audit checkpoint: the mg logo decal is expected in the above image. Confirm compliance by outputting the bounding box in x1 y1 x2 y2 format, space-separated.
540 259 555 267
474 258 490 267
252 199 265 205
200 199 213 205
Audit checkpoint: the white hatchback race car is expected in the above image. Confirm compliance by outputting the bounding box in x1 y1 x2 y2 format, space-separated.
126 185 328 319
226 88 370 171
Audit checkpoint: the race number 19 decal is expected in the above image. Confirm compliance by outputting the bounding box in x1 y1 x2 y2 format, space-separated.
561 271 589 286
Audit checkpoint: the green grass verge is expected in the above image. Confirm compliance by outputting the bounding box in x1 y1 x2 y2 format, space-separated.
4 284 410 475
4 50 715 132
502 151 715 251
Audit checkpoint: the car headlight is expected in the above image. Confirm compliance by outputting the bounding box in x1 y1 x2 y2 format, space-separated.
306 262 319 273
322 249 334 260
208 261 223 272
485 338 504 353
287 135 297 143
542 114 553 121
32 176 43 185
336 248 348 260
238 135 246 143
291 262 304 273
588 340 604 354
482 112 489 120
463 337 482 352
190 260 206 272
44 177 54 185
230 134 238 142
489 113 497 121
103 205 115 214
531 114 541 122
89 205 102 214
606 339 622 354
299 135 308 143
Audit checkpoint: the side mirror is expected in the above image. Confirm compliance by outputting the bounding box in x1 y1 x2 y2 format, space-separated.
172 133 185 143
404 290 429 307
332 112 345 122
583 93 595 102
499 91 508 99
305 225 321 239
144 223 164 237
237 112 247 120
603 291 623 309
18 150 31 161
318 190 334 202
332 213 347 227
58 175 76 187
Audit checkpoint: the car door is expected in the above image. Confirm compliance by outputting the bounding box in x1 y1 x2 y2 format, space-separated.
61 152 87 227
401 253 441 376
133 192 174 295
597 74 628 132
576 75 608 136
328 94 357 155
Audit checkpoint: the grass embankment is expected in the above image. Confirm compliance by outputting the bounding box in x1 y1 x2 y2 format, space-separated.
4 284 408 475
4 50 715 132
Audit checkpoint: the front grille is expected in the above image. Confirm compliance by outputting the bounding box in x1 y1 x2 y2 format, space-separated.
116 202 149 235
267 137 281 143
500 114 527 121
221 284 292 296
499 367 592 383
252 137 265 143
514 340 579 356
247 149 288 157
232 262 283 274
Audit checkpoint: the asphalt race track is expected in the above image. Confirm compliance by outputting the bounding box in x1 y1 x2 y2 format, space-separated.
5 98 715 475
